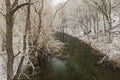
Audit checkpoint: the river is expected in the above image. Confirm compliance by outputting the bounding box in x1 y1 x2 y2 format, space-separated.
30 33 120 80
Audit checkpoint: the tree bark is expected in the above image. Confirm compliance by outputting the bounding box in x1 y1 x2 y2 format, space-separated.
5 0 14 80
26 0 32 48
6 14 14 80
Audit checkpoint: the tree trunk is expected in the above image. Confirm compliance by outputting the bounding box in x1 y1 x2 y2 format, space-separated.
5 0 14 80
27 0 32 47
6 13 14 80
103 14 107 35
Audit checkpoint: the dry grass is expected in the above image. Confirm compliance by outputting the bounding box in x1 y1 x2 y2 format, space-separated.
38 26 64 53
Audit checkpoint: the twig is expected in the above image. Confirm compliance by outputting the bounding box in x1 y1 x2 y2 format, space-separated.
21 49 35 73
0 11 6 16
97 55 108 64
49 0 71 26
21 73 30 79
14 51 21 58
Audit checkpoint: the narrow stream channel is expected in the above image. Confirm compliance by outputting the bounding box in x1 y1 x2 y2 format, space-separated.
32 33 120 80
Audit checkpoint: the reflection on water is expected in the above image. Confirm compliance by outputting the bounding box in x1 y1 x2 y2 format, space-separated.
34 33 120 80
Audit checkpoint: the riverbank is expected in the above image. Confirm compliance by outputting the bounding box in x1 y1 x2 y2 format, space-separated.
55 30 120 69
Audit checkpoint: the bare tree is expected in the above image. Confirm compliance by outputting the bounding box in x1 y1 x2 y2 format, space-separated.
91 0 112 43
13 0 32 79
5 0 29 80
33 0 44 46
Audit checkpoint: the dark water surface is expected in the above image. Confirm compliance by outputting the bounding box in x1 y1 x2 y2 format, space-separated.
32 33 120 80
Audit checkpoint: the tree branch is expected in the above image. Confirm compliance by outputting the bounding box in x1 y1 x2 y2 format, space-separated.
49 0 71 26
0 11 6 16
14 51 21 58
11 2 30 14
33 0 44 14
13 56 25 80
11 1 38 14
12 0 19 9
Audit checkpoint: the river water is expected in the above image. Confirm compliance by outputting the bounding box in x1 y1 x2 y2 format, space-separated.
31 33 120 80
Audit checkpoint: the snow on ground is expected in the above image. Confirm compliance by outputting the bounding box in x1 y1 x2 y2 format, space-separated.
0 54 7 80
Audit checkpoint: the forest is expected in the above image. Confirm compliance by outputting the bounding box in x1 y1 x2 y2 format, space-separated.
0 0 120 80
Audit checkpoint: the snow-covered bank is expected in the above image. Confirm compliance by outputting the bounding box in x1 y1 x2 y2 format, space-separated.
54 25 120 68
